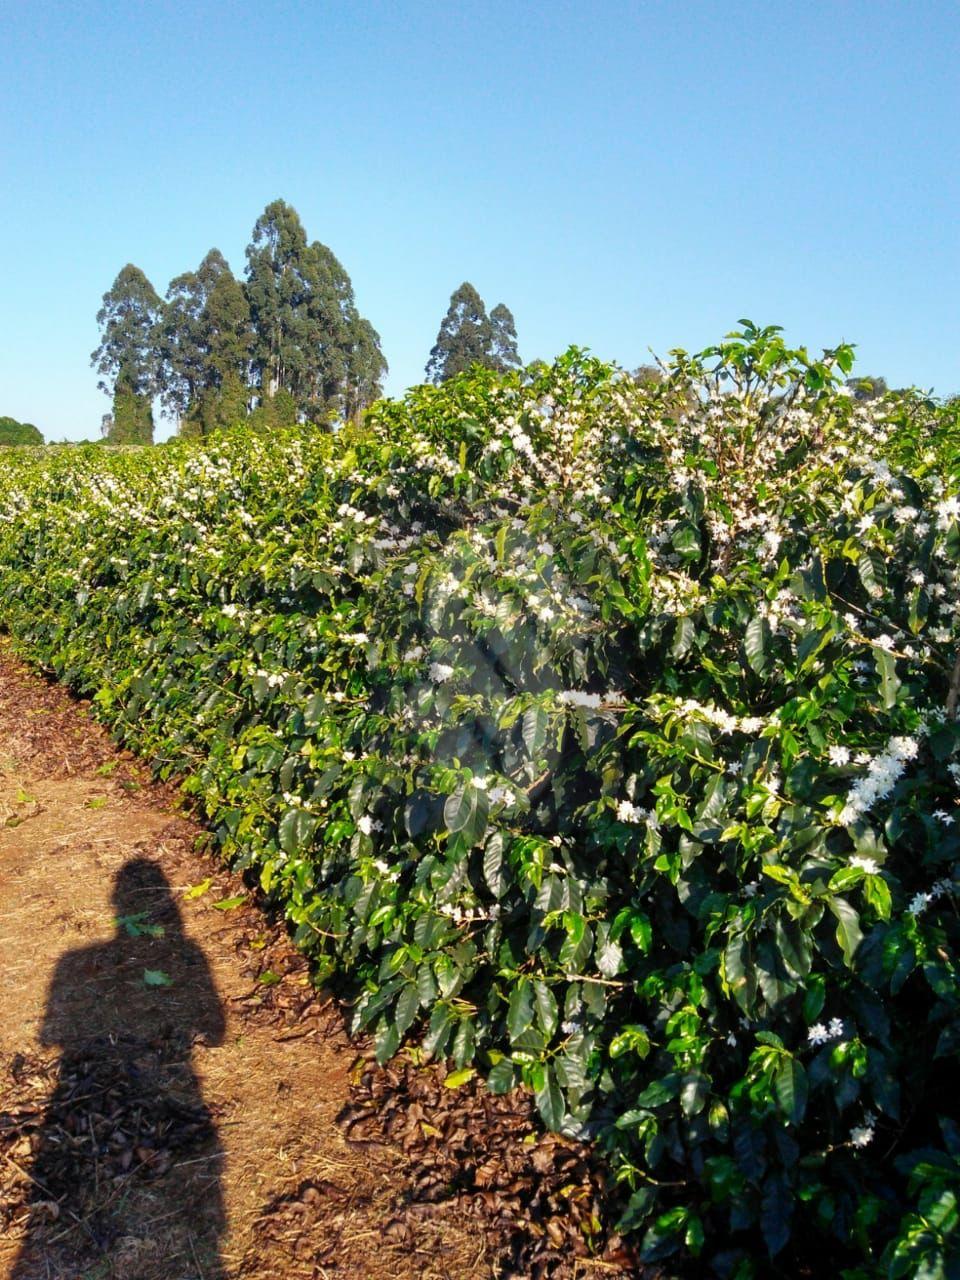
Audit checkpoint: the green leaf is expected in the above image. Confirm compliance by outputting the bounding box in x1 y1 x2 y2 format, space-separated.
744 613 770 676
494 525 508 563
279 807 318 855
444 1066 475 1088
616 1187 657 1234
416 962 438 1007
796 623 832 672
874 647 900 709
534 1065 565 1131
640 1207 687 1262
863 873 892 920
857 548 886 598
522 704 548 758
634 1073 681 1109
595 923 624 977
722 934 757 1014
802 973 826 1023
116 912 164 939
908 586 929 635
761 1173 793 1257
184 878 213 900
773 1057 808 1124
143 969 172 987
376 1018 400 1065
507 979 535 1042
680 1071 709 1117
835 344 855 375
303 693 327 728
395 981 420 1036
212 895 247 911
559 915 593 971
609 1024 651 1060
630 913 653 952
671 521 701 563
443 784 474 834
483 830 506 898
486 1058 516 1094
443 784 487 844
422 1003 454 1058
774 916 811 979
828 895 863 967
532 979 558 1038
828 866 864 893
684 1212 705 1257
672 614 697 658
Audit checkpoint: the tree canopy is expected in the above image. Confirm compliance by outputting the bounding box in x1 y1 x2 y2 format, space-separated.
0 416 43 446
425 283 521 383
488 303 521 373
157 249 252 434
91 264 163 399
244 200 386 420
91 201 387 439
845 374 889 401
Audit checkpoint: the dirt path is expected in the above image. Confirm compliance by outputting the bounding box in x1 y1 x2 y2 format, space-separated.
0 644 489 1280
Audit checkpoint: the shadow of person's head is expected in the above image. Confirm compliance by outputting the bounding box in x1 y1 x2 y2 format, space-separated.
38 856 225 1053
112 856 184 938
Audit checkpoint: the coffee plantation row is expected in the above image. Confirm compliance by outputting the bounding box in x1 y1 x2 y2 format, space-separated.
1 324 958 1276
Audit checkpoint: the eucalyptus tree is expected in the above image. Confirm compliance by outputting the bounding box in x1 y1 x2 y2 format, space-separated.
489 303 521 373
245 200 311 402
91 264 163 444
91 265 163 398
158 249 228 421
244 199 385 421
158 249 253 436
343 316 388 420
304 241 386 418
425 283 521 383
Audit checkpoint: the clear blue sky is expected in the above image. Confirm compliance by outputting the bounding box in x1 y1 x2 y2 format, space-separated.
1 0 957 441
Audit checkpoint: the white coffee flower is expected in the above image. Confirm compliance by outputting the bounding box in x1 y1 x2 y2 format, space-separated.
849 855 879 875
616 799 645 824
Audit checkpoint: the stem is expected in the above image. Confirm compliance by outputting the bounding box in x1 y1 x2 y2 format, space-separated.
947 648 960 720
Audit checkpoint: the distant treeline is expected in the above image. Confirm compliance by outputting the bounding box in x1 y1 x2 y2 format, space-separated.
0 416 43 447
91 199 522 445
91 199 387 445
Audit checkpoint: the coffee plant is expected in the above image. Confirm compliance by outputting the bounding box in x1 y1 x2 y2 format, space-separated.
1 323 959 1276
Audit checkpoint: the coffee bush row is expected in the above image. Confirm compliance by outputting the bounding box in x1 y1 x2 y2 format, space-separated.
2 325 959 1275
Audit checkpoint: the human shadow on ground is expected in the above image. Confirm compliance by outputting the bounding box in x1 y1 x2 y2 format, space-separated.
11 858 226 1280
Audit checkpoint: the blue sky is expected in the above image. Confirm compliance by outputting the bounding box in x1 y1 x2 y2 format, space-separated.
0 0 957 441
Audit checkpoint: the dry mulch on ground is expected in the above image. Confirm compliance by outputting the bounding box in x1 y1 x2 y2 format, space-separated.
0 641 643 1280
